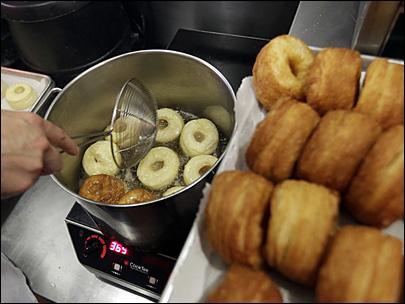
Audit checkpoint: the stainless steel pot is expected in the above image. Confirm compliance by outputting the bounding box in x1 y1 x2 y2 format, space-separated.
45 50 236 249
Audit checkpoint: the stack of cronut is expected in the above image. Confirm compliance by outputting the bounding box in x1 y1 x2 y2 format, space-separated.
203 35 404 303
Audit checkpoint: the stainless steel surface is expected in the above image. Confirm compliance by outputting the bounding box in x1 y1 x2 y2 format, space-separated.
351 1 401 55
1 66 54 113
289 1 361 47
129 1 299 47
85 265 160 301
45 49 236 248
33 87 61 113
1 176 151 303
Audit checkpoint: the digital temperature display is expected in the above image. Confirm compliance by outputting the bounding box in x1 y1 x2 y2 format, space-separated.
109 241 128 255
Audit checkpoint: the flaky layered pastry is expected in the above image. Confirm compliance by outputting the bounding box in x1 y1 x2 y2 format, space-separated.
345 124 404 227
79 174 125 204
206 264 283 303
117 188 155 205
205 170 273 268
253 35 314 111
265 180 339 286
246 99 320 182
305 48 361 115
354 59 404 129
297 110 382 192
316 225 404 303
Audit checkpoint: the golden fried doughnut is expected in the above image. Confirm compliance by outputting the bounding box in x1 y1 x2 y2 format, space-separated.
305 48 361 115
253 35 314 111
355 59 404 129
117 188 155 205
345 125 404 227
206 264 283 303
316 226 404 303
246 98 320 182
205 171 274 268
265 180 339 286
296 110 381 192
79 174 125 204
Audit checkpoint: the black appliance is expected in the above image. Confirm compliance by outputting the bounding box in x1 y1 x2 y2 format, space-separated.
1 1 138 85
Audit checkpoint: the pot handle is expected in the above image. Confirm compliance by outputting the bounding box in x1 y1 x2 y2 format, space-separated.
33 87 63 117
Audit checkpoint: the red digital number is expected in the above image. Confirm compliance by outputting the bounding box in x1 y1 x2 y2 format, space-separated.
109 241 117 251
109 241 128 255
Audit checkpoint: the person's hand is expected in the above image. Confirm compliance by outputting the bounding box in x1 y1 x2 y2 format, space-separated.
1 110 79 199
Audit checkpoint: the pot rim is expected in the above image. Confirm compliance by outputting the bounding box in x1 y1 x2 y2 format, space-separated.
45 49 237 208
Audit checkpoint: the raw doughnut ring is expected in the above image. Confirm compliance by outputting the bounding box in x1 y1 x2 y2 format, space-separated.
180 118 219 157
82 141 122 176
79 174 125 204
137 147 180 190
5 83 38 110
253 35 314 111
156 108 184 143
117 188 155 205
111 116 142 149
162 186 185 197
184 155 218 185
203 105 233 136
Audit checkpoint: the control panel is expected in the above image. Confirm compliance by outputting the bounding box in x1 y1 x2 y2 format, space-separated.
67 223 176 298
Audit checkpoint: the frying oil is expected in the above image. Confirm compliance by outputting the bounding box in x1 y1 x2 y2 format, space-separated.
124 109 228 197
79 109 229 199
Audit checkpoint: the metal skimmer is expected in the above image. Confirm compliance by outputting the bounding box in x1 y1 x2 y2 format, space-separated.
109 78 157 169
66 78 157 170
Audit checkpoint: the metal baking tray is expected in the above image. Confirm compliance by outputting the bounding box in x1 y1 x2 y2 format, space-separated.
161 30 404 303
1 66 54 113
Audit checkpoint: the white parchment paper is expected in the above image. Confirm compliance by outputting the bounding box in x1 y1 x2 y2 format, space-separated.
160 76 404 303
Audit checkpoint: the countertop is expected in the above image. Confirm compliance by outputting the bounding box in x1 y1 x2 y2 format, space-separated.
1 176 151 303
1 2 361 302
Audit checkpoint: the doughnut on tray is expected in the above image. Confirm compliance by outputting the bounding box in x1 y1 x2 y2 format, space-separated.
1 66 54 113
159 48 404 303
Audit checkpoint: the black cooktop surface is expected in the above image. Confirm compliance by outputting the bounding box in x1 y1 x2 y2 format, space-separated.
66 202 185 258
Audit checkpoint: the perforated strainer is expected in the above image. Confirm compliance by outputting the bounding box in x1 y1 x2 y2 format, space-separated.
66 78 157 170
109 78 157 169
